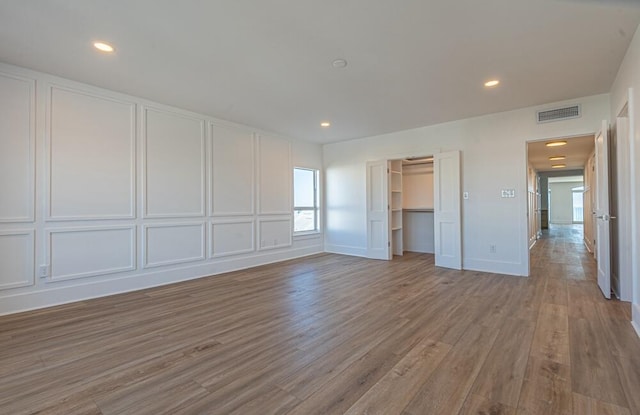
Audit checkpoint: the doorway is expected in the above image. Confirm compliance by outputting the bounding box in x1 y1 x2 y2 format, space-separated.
365 151 462 269
526 134 596 274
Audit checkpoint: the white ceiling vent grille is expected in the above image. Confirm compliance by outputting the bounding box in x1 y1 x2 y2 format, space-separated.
536 105 581 124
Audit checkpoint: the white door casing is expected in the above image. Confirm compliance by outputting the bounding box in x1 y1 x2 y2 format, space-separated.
595 120 612 299
366 160 391 260
434 151 462 269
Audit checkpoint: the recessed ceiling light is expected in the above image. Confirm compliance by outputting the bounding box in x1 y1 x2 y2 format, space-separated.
332 59 347 69
93 42 115 53
552 164 567 169
484 79 500 87
545 141 567 147
549 156 566 161
320 121 331 128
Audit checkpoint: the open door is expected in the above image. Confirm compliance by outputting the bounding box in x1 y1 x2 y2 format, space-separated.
434 151 462 269
366 160 391 260
595 121 612 299
536 175 542 238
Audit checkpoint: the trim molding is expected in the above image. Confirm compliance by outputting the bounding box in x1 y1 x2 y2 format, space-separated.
257 216 293 251
45 225 137 281
0 230 35 290
143 222 206 269
209 218 255 258
463 258 527 277
0 245 322 316
45 84 137 221
633 303 640 339
209 122 255 217
141 106 207 219
0 71 35 223
324 244 368 258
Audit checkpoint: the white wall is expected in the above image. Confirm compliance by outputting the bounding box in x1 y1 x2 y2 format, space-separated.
0 62 323 315
324 94 610 276
610 24 640 333
549 182 579 224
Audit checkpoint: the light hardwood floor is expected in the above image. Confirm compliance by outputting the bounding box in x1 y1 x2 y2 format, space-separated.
1 225 639 414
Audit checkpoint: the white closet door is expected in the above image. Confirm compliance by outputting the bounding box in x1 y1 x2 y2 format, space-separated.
434 151 462 269
366 160 391 260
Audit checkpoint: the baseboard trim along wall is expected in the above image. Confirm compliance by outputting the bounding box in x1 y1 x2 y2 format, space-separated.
633 303 640 339
0 245 322 316
463 258 527 277
323 244 368 258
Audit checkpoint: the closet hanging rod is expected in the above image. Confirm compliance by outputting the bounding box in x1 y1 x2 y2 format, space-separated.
402 161 434 166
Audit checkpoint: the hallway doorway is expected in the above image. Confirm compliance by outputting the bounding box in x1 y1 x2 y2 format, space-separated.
530 223 595 280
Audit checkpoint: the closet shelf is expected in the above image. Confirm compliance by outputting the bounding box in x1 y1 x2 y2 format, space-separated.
403 208 434 212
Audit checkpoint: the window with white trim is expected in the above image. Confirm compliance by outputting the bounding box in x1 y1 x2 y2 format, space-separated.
293 167 319 233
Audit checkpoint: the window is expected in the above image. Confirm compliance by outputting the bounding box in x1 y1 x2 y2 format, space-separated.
572 186 584 223
293 167 319 233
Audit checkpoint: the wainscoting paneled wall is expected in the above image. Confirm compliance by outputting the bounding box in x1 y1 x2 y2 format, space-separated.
47 86 136 220
0 73 35 223
0 230 34 289
0 63 323 315
143 108 206 218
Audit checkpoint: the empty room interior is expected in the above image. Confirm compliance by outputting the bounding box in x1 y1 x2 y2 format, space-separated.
2 1 640 414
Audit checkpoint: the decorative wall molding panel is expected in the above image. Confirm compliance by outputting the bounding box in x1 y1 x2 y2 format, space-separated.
210 219 255 258
143 107 206 218
47 226 136 281
0 72 35 223
258 134 292 215
258 217 293 251
143 222 206 268
46 86 136 221
0 230 35 290
0 62 322 315
210 123 255 216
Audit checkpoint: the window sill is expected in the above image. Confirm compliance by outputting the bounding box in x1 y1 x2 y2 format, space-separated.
293 231 323 240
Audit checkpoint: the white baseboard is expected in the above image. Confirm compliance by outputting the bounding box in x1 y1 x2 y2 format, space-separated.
633 303 640 339
584 238 594 253
0 245 322 316
463 258 527 277
324 244 368 258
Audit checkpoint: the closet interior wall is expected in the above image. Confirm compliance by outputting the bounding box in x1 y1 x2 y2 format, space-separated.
401 160 435 254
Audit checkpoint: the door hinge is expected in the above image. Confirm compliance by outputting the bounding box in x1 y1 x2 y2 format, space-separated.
388 241 391 247
387 168 389 173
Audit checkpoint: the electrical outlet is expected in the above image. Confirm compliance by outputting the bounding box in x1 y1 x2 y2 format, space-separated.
39 265 50 278
489 245 497 254
463 192 469 200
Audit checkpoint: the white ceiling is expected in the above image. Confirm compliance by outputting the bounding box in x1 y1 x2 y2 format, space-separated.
528 135 594 172
0 1 638 144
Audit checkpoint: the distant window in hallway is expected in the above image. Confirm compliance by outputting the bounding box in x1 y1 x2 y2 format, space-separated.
572 186 584 223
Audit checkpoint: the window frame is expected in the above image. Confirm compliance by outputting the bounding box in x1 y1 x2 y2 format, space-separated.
293 167 320 235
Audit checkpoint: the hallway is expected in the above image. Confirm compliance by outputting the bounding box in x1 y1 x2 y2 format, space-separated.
529 223 640 414
531 224 595 281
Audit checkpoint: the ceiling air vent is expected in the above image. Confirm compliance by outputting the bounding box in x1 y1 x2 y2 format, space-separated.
536 105 581 124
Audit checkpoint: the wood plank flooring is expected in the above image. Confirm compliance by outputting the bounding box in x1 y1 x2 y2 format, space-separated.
1 224 639 414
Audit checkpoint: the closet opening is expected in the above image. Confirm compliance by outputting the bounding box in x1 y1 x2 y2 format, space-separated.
390 157 435 257
366 151 461 269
